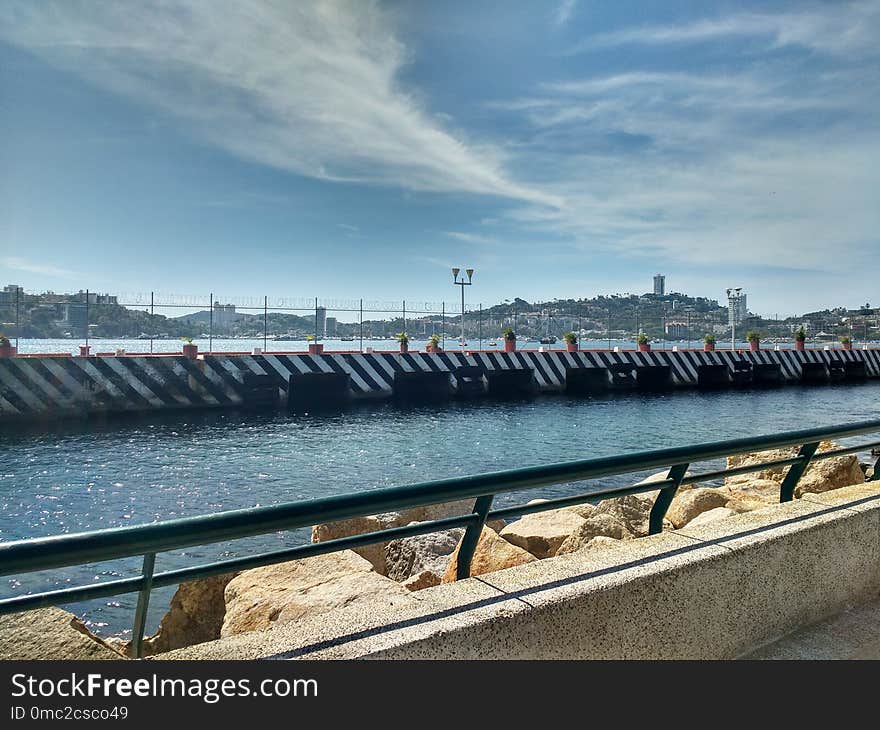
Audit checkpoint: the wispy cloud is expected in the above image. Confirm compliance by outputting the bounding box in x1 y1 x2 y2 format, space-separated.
0 0 558 207
0 257 80 279
444 231 499 246
571 1 880 56
553 0 578 27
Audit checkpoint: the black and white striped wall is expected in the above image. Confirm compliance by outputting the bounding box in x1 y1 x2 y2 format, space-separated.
1 348 878 422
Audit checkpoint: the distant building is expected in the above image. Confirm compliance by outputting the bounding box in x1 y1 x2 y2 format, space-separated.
0 284 23 306
325 316 337 337
74 290 117 305
727 289 748 329
653 274 665 296
315 307 327 337
63 303 88 336
213 302 236 329
664 320 689 339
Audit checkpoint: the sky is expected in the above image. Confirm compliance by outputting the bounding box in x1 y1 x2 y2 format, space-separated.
1 0 878 317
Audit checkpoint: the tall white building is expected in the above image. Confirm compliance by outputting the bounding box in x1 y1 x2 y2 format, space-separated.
653 274 665 296
727 289 748 328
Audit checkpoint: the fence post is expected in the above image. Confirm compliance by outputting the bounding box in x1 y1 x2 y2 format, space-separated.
779 442 820 502
479 303 482 351
456 495 494 579
442 302 445 349
359 298 363 352
209 292 213 353
264 295 268 352
84 289 90 349
403 300 406 339
15 286 20 349
131 552 156 659
149 291 154 354
648 463 689 534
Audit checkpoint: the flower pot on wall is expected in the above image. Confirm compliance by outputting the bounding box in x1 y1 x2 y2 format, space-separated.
703 343 715 352
0 344 15 358
308 343 324 355
79 345 90 357
842 342 853 350
795 341 805 351
504 339 516 352
749 341 760 351
399 341 409 353
638 343 650 352
566 342 578 352
182 343 198 359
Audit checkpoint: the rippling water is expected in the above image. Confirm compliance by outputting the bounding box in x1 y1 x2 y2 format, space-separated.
2 382 879 638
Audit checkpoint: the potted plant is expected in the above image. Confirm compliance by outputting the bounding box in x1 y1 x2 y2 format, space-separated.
181 336 198 359
306 334 323 354
563 331 578 352
637 333 650 352
0 334 15 358
794 326 806 351
396 331 409 353
502 327 516 352
703 334 716 352
840 335 853 351
746 330 761 351
425 333 442 353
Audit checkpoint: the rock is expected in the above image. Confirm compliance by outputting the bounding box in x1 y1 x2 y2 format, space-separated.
0 607 123 660
139 574 235 656
685 507 737 528
311 515 390 574
442 526 537 582
636 469 697 492
555 513 631 554
384 527 464 582
402 571 441 591
725 442 863 498
221 550 416 637
565 503 596 520
390 498 475 526
499 509 587 559
666 488 731 529
593 493 661 537
724 479 780 512
794 455 864 497
579 536 620 552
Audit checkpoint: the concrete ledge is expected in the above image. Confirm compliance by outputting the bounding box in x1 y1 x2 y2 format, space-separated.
161 484 880 660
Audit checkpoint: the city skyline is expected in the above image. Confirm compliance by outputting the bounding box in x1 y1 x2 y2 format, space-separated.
1 1 878 314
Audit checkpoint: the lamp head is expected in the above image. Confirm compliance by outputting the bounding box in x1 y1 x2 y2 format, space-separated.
466 268 474 282
452 267 460 281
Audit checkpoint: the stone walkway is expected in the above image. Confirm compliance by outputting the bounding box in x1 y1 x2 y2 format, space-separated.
743 596 880 659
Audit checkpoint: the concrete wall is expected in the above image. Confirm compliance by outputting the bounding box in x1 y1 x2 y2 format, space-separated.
1 348 879 422
163 483 880 660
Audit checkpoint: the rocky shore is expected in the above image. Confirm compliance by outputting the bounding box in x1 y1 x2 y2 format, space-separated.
0 443 871 659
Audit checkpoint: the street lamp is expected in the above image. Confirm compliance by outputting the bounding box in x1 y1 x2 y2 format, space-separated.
452 267 474 348
726 287 743 351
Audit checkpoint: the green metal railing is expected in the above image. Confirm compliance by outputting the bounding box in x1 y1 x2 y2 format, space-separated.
2 419 880 658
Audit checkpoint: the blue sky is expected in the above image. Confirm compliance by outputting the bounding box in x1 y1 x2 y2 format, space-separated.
1 0 878 317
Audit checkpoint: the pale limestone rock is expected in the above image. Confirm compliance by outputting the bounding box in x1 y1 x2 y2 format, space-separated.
442 526 537 582
139 574 235 656
311 515 390 574
794 455 864 497
724 479 780 512
221 550 416 637
499 509 587 559
593 493 659 537
402 571 441 591
565 503 596 520
666 488 731 529
685 507 738 528
0 607 123 660
384 527 464 582
555 513 632 554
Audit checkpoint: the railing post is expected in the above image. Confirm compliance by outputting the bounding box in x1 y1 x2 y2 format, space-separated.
131 552 156 659
648 463 689 535
779 442 820 502
456 495 494 580
871 454 880 482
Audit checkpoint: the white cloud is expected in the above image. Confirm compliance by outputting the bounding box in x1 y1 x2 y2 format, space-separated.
553 0 578 27
444 231 499 246
0 257 79 279
0 0 558 206
573 1 880 56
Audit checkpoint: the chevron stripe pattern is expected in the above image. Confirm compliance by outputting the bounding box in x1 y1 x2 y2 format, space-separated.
1 348 878 421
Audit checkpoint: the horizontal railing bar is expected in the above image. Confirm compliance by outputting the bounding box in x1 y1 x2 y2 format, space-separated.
680 456 806 485
811 441 880 460
0 576 146 616
2 419 880 577
0 513 478 617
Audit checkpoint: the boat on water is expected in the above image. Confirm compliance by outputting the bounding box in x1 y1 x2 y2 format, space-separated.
540 336 557 344
488 340 498 346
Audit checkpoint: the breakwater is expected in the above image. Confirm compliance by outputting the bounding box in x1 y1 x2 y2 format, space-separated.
1 347 878 422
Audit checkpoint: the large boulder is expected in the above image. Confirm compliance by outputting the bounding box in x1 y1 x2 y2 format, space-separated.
384 527 464 582
555 513 632 554
666 488 731 529
685 507 737 528
725 441 863 497
222 550 416 637
0 607 123 660
499 509 587 559
402 571 441 591
442 526 537 582
724 479 780 512
592 493 661 537
139 574 235 656
311 515 392 574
